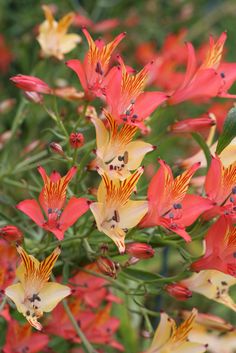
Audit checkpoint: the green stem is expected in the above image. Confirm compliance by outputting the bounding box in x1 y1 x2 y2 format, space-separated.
191 132 212 169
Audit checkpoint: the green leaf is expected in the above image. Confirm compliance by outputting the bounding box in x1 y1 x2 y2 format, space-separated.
216 107 236 154
123 268 161 281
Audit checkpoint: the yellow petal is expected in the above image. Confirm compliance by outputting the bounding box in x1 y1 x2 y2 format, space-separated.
174 342 207 353
119 200 148 229
38 246 61 283
91 116 109 157
5 283 25 314
16 245 39 285
59 34 82 53
39 282 71 312
42 5 55 27
58 13 74 33
148 313 173 352
126 140 153 170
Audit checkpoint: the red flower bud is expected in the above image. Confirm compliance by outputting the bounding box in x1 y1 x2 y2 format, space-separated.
49 142 64 155
10 74 52 94
125 242 155 259
0 225 23 242
69 132 85 149
23 91 44 104
96 256 119 278
170 115 216 133
165 283 192 301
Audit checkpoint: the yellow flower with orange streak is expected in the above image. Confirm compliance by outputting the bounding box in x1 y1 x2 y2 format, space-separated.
5 245 70 330
146 309 207 353
90 167 148 253
37 6 81 60
181 270 236 311
90 109 155 180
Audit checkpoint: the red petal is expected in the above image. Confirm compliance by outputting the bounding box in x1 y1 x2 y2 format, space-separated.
180 194 214 226
134 91 168 120
60 197 89 231
16 199 44 226
205 155 222 202
66 59 88 93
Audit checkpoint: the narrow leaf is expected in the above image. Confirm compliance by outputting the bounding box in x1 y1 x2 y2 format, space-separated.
216 107 236 154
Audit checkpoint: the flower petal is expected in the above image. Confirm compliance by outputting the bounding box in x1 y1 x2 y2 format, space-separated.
126 140 154 170
16 199 44 226
119 200 148 229
60 197 89 231
39 282 71 312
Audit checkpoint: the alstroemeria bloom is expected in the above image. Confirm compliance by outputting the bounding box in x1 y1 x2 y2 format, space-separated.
66 28 126 100
140 160 213 241
168 32 236 104
146 309 206 353
91 109 154 179
191 216 236 276
186 313 236 353
170 114 216 133
203 155 236 220
17 166 89 240
90 167 148 253
181 270 236 311
0 239 18 290
10 74 52 94
3 319 49 353
105 56 167 131
5 245 70 330
37 5 81 60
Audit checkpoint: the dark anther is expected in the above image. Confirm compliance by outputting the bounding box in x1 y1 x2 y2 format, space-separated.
232 186 236 194
173 203 182 209
132 114 138 119
230 196 234 203
48 208 53 214
118 155 124 161
221 281 228 286
95 62 104 75
29 293 41 302
233 252 236 258
112 210 120 223
220 72 225 78
123 151 128 164
26 310 30 316
109 165 113 170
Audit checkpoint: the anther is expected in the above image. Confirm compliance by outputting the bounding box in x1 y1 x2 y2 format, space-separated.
173 203 182 209
123 151 128 164
232 186 236 194
220 72 225 78
95 62 104 75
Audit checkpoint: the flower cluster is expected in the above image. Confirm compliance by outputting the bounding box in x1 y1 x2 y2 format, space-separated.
1 4 236 353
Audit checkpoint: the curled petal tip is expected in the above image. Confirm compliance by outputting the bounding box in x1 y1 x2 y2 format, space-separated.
152 145 157 150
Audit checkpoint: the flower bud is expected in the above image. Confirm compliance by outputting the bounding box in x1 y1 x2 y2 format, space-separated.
165 283 192 301
0 225 23 242
49 142 64 155
10 74 52 94
0 99 16 114
126 242 155 259
69 132 85 149
23 91 44 104
170 115 215 133
96 256 119 278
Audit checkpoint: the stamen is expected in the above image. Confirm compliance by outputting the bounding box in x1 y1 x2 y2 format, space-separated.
123 151 128 164
220 72 225 78
232 186 236 194
173 203 182 209
112 210 120 223
95 62 104 75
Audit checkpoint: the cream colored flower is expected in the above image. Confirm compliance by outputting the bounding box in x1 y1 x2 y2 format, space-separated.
182 270 236 311
5 245 70 330
91 109 154 180
37 5 81 60
90 167 148 253
146 309 206 353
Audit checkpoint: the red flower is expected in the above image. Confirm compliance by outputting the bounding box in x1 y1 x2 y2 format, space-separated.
191 216 236 277
0 239 18 290
105 56 167 131
170 114 215 133
168 32 236 104
16 166 89 240
140 159 213 241
125 242 155 259
3 319 49 353
165 283 192 301
0 225 23 242
10 74 52 94
69 132 85 149
203 155 236 220
66 28 126 100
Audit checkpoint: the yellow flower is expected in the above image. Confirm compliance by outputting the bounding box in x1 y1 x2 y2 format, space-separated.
37 5 81 60
147 309 206 353
91 109 154 179
90 167 148 253
5 245 70 330
182 311 236 353
182 270 236 311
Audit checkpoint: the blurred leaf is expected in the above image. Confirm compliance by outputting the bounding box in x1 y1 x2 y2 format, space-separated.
216 107 236 154
123 268 161 281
